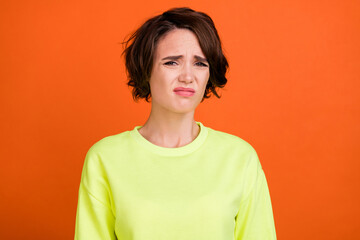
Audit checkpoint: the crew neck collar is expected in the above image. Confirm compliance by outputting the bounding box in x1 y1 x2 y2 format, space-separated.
129 121 208 157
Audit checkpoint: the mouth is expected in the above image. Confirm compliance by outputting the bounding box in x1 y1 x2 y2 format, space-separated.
173 87 195 93
173 87 195 97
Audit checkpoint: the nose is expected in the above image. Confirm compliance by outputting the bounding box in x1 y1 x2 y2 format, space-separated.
178 63 194 83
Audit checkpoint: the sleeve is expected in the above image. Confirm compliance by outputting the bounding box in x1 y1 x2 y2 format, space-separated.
74 146 116 240
234 149 277 240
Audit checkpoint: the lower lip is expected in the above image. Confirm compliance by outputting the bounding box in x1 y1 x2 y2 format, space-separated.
174 91 195 97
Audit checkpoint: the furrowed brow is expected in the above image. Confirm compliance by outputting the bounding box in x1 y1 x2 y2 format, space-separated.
194 55 208 63
161 55 208 62
161 55 183 61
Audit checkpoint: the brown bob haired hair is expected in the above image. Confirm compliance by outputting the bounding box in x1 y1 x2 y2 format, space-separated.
122 7 228 102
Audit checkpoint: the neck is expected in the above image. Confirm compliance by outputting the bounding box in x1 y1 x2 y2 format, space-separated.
138 105 200 148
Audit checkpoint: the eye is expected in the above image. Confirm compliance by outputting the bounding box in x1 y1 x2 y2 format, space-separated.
195 62 209 67
164 61 178 66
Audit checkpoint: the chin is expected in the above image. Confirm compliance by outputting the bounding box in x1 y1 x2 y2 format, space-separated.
153 97 200 114
169 104 197 114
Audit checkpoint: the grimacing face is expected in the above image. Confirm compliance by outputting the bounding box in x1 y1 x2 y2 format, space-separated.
148 28 210 114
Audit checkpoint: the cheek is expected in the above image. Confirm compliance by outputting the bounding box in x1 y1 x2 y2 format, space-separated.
202 74 210 96
149 73 170 100
149 81 162 99
201 72 210 89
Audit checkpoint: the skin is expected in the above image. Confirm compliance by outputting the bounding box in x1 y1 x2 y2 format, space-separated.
138 28 210 148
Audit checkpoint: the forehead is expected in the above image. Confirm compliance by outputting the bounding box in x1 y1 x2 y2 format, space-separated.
154 29 204 57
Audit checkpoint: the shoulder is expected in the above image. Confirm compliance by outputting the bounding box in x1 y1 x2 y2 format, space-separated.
206 126 256 153
81 130 132 176
82 130 132 169
86 130 132 155
205 126 261 169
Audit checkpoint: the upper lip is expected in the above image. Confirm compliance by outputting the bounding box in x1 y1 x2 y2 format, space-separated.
173 87 195 93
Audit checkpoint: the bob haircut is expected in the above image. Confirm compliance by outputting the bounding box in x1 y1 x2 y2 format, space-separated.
122 7 229 103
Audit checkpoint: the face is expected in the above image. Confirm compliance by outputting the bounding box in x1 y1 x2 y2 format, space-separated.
148 28 210 114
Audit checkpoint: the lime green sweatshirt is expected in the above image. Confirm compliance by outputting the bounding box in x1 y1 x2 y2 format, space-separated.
75 122 276 239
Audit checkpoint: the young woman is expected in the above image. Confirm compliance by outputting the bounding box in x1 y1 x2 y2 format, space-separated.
75 7 276 240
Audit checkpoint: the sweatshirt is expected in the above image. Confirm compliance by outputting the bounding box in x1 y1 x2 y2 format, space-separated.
75 121 276 239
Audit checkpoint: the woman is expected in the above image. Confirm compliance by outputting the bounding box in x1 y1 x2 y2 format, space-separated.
75 7 276 240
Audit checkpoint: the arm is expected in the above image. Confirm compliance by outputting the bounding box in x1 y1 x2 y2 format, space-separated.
234 150 277 240
74 146 116 240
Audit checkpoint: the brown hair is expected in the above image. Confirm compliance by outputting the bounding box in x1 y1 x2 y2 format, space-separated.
122 7 229 102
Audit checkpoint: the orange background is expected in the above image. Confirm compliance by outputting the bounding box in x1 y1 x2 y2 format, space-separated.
1 0 359 239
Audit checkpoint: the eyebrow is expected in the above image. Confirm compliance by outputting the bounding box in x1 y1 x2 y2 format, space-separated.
161 55 208 62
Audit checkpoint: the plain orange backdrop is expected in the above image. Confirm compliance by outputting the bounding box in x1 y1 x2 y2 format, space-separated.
1 0 359 239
